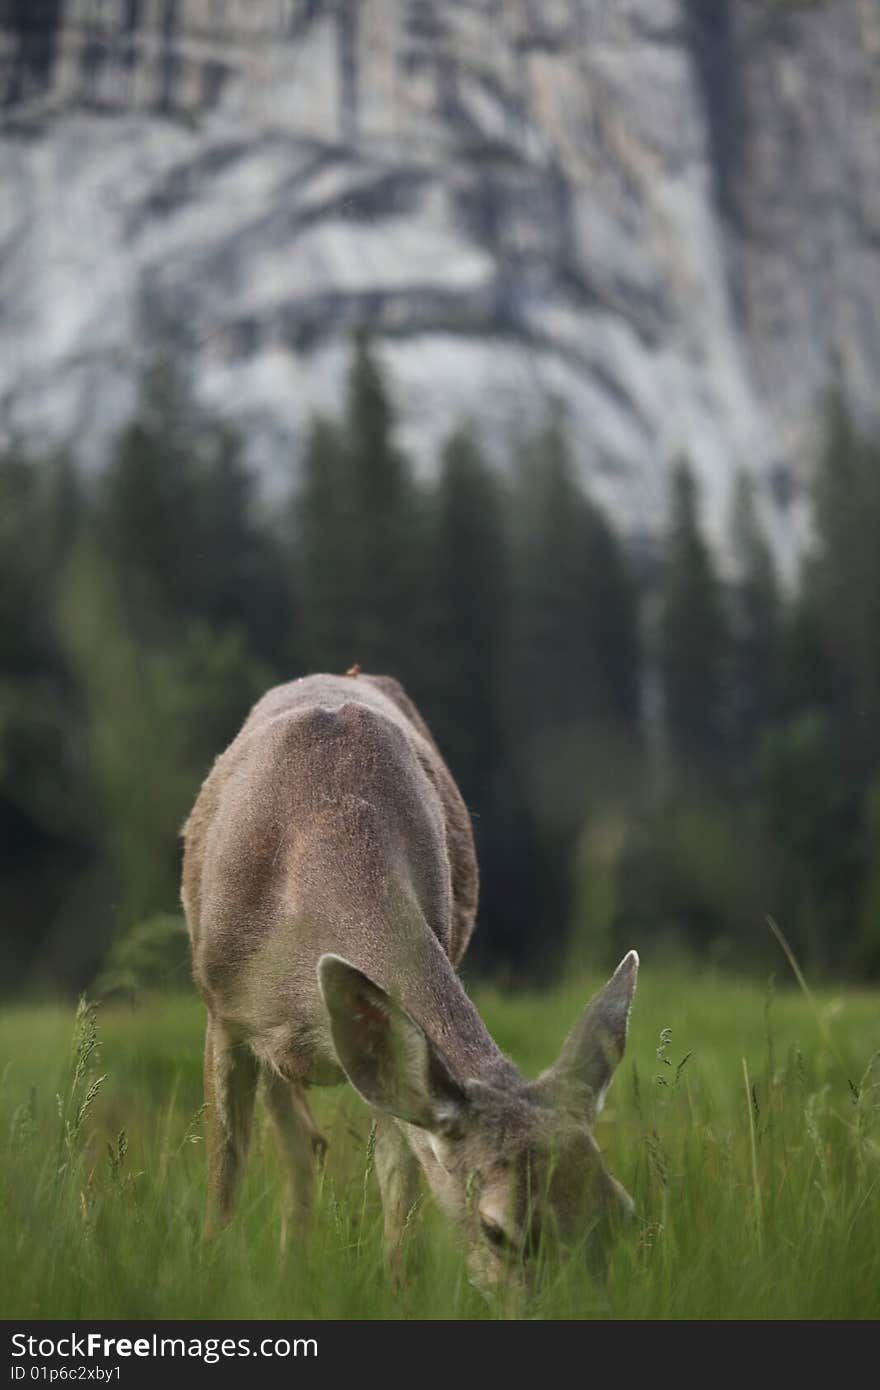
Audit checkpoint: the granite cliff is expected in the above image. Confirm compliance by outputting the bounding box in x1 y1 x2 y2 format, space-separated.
2 1 879 573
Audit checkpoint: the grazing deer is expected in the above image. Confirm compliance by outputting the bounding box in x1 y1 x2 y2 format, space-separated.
181 672 637 1294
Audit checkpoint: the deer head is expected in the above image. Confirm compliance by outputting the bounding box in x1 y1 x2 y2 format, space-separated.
318 949 638 1298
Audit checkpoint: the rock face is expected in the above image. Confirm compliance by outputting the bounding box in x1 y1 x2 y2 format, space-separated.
1 1 879 574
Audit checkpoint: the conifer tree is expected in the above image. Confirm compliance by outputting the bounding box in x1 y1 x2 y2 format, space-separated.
661 457 728 781
809 386 880 774
101 351 292 667
195 418 293 671
430 425 507 794
0 443 88 988
100 352 203 637
506 404 640 954
728 469 779 768
428 426 548 963
296 331 423 682
344 330 417 677
297 414 360 672
510 403 639 744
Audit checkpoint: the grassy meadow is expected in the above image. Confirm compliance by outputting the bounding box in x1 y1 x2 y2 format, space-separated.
1 961 878 1321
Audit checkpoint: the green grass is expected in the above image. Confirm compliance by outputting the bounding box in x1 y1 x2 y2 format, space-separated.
1 963 878 1320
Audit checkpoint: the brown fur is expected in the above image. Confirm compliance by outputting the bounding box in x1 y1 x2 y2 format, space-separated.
182 671 637 1293
183 673 485 1072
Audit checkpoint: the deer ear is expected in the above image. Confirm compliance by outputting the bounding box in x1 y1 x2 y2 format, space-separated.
545 951 639 1118
317 954 467 1133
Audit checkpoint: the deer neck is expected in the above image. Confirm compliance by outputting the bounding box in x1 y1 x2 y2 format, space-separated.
312 887 519 1092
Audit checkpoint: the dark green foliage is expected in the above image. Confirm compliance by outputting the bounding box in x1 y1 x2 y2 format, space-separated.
99 353 205 636
576 397 880 974
0 444 90 988
296 332 422 684
428 425 507 793
93 914 193 1001
426 426 542 966
611 797 783 961
297 414 360 672
189 420 295 671
660 459 728 780
504 405 642 963
1 354 290 991
766 387 880 970
344 331 420 677
100 354 292 668
775 589 834 718
728 470 780 771
808 385 880 773
3 343 880 990
0 448 83 828
510 404 640 744
74 355 285 953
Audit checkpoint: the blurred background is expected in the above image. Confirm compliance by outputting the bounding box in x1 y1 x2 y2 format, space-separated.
1 0 879 996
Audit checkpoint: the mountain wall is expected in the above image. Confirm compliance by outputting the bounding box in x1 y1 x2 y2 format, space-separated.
2 1 879 574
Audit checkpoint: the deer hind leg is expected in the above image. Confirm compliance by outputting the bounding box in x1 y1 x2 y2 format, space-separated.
374 1116 421 1282
203 1016 259 1238
263 1070 326 1250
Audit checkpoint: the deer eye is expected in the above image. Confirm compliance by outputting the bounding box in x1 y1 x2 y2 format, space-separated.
480 1216 511 1251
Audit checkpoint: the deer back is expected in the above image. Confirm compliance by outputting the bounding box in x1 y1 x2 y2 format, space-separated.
181 673 485 1085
